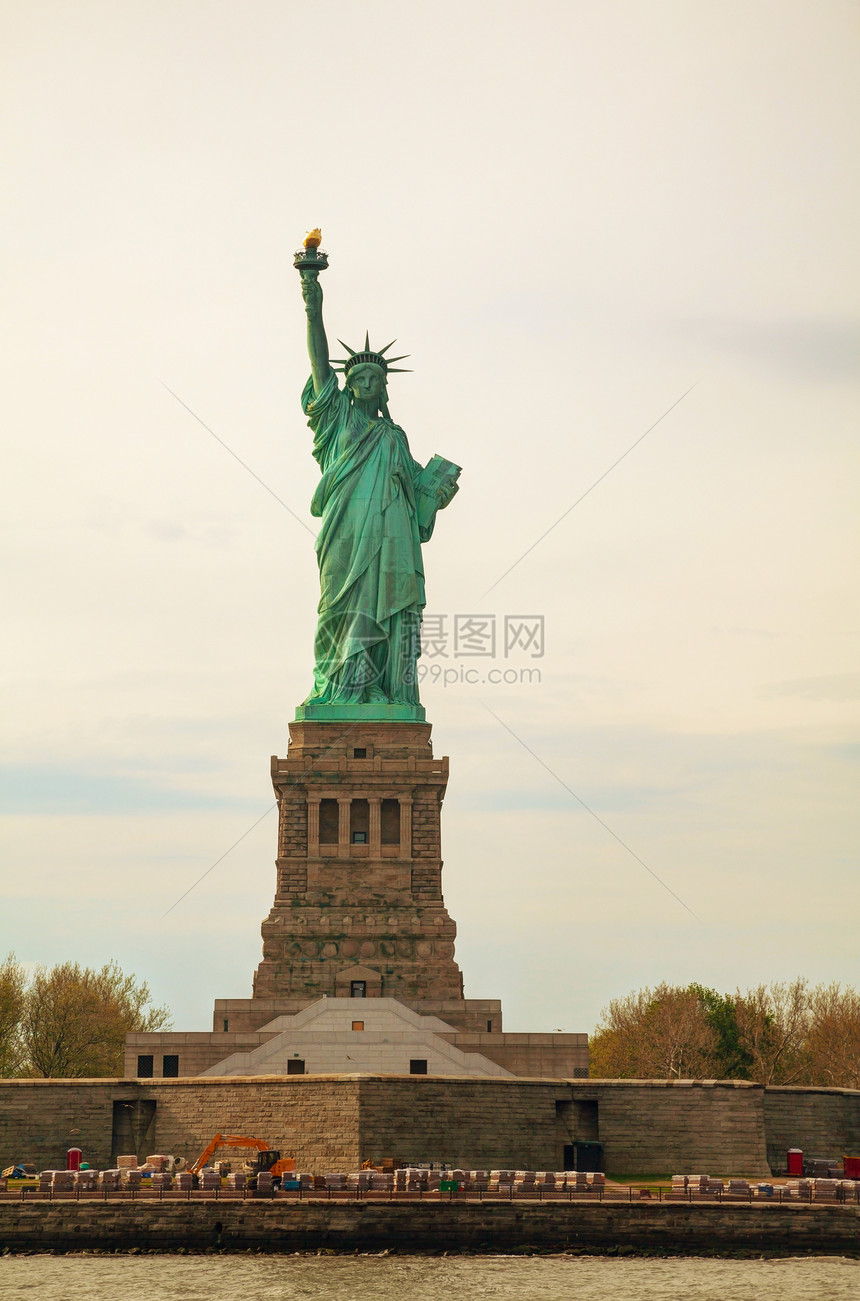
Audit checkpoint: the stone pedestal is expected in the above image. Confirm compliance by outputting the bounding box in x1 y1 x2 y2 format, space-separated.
252 721 464 1003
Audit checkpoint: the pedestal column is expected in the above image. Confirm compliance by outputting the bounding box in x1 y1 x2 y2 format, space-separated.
368 797 382 856
307 797 320 858
399 797 413 859
338 797 351 858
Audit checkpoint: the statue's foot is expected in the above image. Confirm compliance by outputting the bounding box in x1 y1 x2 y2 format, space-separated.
365 688 389 704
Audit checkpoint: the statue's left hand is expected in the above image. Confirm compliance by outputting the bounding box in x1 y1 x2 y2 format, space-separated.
436 481 459 509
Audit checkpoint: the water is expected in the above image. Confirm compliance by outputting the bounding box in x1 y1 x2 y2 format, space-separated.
0 1254 857 1300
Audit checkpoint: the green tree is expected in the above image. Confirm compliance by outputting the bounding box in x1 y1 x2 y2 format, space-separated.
589 983 719 1079
589 977 860 1087
20 961 171 1078
732 979 812 1085
0 953 27 1076
805 983 860 1089
688 983 753 1079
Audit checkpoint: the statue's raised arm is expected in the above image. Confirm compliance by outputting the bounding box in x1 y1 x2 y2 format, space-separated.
301 272 332 395
295 230 332 395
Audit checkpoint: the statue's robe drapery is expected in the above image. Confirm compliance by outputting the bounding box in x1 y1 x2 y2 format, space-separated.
302 371 432 704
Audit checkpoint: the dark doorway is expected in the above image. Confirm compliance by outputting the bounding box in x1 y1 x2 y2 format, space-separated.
286 1059 305 1075
351 981 366 998
572 1141 604 1172
111 1099 156 1164
409 1059 428 1075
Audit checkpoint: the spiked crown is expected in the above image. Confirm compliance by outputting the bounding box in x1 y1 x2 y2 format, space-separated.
332 332 411 377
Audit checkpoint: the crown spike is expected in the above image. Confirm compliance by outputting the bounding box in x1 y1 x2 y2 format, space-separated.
364 330 370 351
386 367 412 373
377 339 397 355
336 339 357 356
384 355 410 364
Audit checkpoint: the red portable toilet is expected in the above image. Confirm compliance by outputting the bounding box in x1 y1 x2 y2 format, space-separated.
66 1147 82 1172
787 1148 803 1176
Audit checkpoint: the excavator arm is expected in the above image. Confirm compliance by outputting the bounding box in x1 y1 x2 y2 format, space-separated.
190 1133 274 1175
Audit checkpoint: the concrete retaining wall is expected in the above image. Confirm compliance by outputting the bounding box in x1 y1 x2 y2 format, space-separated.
0 1200 857 1255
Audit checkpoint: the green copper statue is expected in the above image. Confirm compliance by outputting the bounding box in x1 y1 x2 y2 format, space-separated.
294 232 460 721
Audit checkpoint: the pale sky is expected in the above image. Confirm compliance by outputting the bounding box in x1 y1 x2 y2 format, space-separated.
2 0 858 1036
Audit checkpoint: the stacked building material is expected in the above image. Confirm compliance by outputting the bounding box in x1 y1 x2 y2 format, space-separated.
150 1171 173 1190
370 1172 393 1190
145 1154 168 1172
806 1158 840 1178
256 1171 274 1192
98 1169 122 1189
346 1170 371 1190
814 1179 840 1201
726 1179 751 1198
324 1172 347 1189
226 1171 246 1190
73 1169 97 1190
175 1172 194 1191
39 1171 69 1192
198 1170 220 1190
295 1172 314 1188
116 1155 138 1171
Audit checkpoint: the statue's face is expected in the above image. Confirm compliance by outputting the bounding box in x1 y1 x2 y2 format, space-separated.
348 364 386 404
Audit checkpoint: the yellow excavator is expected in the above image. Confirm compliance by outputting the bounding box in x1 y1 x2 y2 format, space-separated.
190 1134 295 1180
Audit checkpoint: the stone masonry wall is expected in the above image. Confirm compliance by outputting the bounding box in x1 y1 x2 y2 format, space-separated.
4 1077 857 1179
356 1078 771 1175
0 1079 361 1174
763 1087 860 1171
586 1080 770 1176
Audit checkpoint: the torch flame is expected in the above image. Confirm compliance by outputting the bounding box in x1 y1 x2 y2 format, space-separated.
303 228 322 249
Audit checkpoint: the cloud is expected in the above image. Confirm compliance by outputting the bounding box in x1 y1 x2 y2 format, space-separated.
0 763 260 815
678 317 860 381
760 673 860 702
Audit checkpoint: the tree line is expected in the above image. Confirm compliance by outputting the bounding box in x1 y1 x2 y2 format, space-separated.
589 978 860 1088
0 953 171 1078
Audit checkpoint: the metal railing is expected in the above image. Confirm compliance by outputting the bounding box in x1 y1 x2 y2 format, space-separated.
2 1183 858 1206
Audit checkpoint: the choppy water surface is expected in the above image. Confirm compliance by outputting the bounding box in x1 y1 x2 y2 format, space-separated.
0 1254 857 1300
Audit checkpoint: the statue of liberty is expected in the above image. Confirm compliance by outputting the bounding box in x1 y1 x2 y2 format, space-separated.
294 232 460 719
